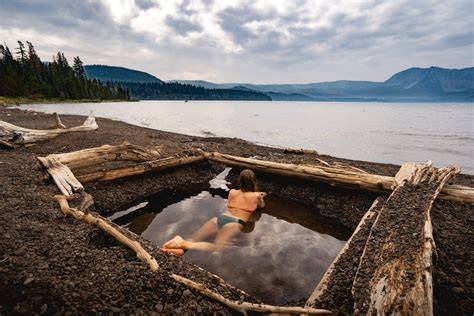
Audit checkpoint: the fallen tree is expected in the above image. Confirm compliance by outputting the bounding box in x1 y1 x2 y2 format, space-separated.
76 156 205 183
38 155 84 195
0 111 98 147
37 143 203 195
204 152 473 203
351 162 460 315
43 142 162 170
54 194 159 271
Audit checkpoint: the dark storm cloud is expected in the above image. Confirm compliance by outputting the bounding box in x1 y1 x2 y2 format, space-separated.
0 0 110 28
165 16 202 36
1 0 472 83
134 0 156 11
218 6 265 43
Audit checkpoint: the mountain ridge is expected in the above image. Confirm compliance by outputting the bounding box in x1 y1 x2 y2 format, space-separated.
85 65 474 102
84 65 163 83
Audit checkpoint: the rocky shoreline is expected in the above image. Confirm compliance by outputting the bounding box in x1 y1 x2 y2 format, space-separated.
0 107 472 314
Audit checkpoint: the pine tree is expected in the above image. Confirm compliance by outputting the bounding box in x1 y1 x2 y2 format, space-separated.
0 41 128 101
73 56 86 79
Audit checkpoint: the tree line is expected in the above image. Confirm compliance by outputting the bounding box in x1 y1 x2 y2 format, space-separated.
118 81 271 101
0 41 129 100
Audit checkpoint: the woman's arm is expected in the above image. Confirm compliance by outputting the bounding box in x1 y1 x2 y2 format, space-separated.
256 192 266 208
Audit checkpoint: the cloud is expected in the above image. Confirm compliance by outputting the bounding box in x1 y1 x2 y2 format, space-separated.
0 0 472 83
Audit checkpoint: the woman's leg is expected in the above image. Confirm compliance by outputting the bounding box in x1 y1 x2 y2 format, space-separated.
187 217 219 242
163 223 241 252
162 217 218 255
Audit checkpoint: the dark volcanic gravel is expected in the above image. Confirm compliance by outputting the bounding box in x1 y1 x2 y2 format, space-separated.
432 199 474 315
1 107 473 314
311 196 386 315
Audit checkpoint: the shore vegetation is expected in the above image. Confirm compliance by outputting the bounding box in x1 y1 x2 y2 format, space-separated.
0 41 129 102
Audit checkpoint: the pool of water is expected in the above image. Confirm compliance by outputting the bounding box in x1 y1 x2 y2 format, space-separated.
109 169 348 304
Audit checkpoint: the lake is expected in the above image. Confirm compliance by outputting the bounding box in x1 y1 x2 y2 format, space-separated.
18 100 474 174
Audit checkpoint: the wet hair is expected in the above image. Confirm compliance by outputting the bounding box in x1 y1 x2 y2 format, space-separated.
238 169 259 192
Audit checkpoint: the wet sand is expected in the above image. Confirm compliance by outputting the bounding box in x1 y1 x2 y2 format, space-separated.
0 107 472 314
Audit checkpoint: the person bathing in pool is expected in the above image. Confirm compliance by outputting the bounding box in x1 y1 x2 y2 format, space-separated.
162 169 267 256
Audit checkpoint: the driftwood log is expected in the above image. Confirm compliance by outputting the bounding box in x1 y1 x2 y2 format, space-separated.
76 156 205 183
351 162 460 315
0 111 97 147
37 155 83 195
37 143 163 195
204 152 473 203
45 142 162 170
38 146 473 202
51 112 66 129
54 194 159 271
171 274 331 315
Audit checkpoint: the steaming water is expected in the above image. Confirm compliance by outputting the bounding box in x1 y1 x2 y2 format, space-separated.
18 100 474 174
109 168 348 304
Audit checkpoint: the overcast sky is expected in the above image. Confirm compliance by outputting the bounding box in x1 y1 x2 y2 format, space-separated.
1 0 473 83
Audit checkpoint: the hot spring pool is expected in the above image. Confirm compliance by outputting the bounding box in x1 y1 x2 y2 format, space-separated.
108 168 348 304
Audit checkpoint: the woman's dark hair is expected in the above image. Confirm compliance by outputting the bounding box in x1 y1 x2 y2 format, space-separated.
238 169 259 192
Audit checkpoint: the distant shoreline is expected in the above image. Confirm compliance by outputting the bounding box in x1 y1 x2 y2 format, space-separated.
3 96 472 105
0 96 136 107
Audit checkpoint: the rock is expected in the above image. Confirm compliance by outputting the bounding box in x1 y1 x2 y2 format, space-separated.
183 289 192 297
155 303 163 312
452 287 464 294
23 277 34 285
167 288 174 295
40 304 48 314
110 307 121 313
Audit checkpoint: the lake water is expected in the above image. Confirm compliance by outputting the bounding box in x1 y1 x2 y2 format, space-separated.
18 100 474 174
109 168 348 304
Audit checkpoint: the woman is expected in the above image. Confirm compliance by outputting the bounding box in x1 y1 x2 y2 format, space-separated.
162 169 267 256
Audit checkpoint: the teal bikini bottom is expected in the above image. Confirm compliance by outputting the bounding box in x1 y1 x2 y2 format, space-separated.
217 214 246 228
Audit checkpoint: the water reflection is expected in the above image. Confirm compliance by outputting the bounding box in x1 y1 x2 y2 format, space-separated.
109 169 347 304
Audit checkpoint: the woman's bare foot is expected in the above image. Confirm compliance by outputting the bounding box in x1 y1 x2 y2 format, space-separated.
162 247 185 256
162 235 187 250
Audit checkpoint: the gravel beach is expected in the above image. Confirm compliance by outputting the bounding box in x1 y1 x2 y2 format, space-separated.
1 107 472 315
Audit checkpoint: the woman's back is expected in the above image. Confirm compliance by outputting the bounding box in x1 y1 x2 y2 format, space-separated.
227 189 258 213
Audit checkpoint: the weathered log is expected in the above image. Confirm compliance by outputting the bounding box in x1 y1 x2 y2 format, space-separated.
351 162 460 315
37 155 83 195
283 148 319 155
76 156 205 183
171 274 331 315
46 142 162 170
51 112 66 129
53 194 159 271
305 197 383 308
204 152 473 203
0 111 97 146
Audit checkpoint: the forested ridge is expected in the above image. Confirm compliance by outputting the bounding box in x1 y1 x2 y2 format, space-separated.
0 41 129 101
116 81 272 100
0 41 270 102
84 65 163 84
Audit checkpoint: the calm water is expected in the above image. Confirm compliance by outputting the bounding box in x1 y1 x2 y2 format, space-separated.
109 169 348 304
19 100 474 174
